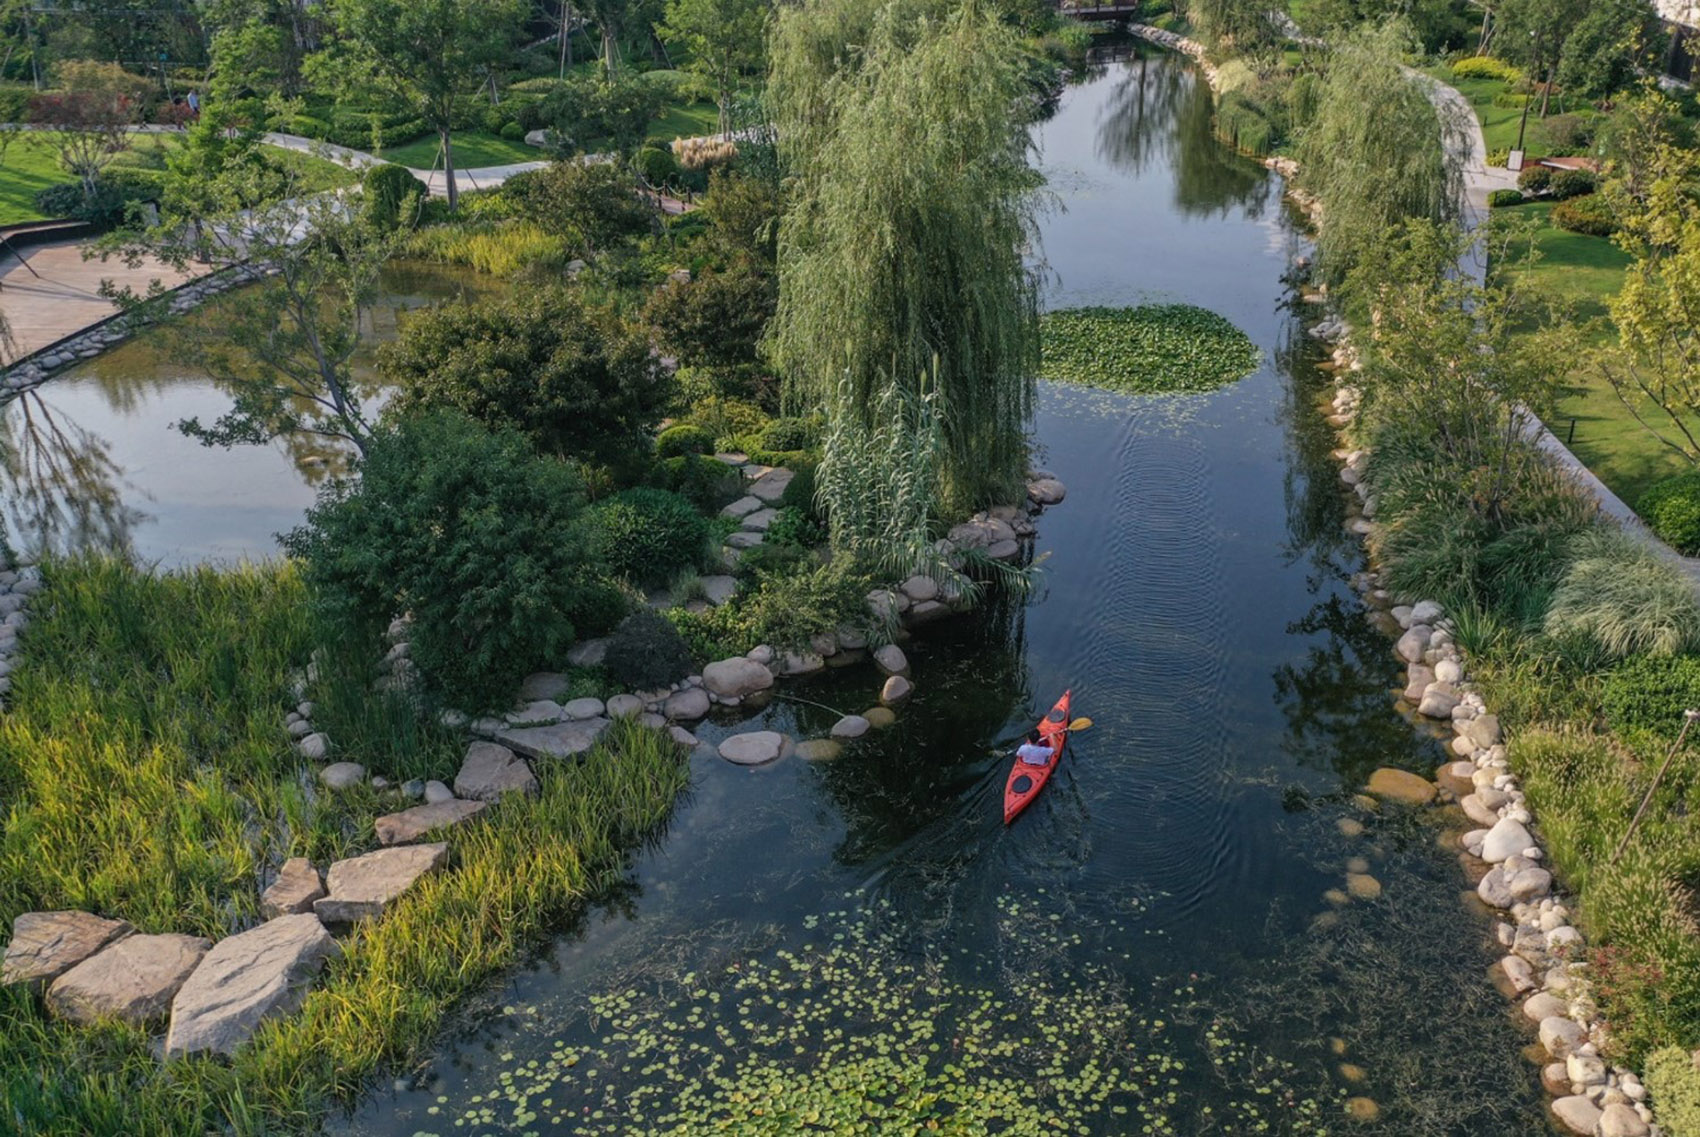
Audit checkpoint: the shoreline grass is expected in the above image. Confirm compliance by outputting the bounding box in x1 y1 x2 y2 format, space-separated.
0 555 689 1135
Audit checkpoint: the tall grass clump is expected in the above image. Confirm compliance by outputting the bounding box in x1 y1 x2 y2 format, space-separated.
400 220 567 276
0 558 689 1134
1544 529 1700 659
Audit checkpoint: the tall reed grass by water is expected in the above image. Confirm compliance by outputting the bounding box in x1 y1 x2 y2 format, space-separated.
0 557 689 1134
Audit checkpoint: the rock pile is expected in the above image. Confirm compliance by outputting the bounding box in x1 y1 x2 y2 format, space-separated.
0 556 40 712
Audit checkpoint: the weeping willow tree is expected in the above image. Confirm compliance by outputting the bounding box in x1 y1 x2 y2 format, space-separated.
1297 19 1465 285
766 0 1043 568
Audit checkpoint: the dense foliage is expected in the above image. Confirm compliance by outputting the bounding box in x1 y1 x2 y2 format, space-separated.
1639 471 1700 555
380 287 670 467
581 487 710 588
501 161 658 258
643 263 777 368
602 608 697 688
1039 305 1260 394
283 410 606 709
361 163 426 231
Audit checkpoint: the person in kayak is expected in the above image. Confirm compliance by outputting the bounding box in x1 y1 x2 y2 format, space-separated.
1016 729 1053 766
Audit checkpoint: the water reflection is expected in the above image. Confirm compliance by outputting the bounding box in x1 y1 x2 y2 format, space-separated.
0 390 144 558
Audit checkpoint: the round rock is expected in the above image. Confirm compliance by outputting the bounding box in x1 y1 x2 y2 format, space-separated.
795 739 843 761
718 731 789 766
320 762 366 790
880 675 913 705
606 693 644 719
831 715 871 740
873 644 909 676
562 697 606 720
864 706 896 728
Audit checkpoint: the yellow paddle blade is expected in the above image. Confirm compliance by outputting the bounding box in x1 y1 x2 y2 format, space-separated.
1067 716 1093 731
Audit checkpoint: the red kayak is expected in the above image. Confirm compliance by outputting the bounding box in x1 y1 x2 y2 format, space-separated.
1003 690 1072 825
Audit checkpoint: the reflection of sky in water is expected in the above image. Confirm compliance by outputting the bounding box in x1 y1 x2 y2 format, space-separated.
0 262 499 567
337 52 1548 1137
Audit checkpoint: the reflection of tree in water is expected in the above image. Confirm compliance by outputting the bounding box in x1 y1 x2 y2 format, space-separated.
0 391 145 557
1094 53 1272 219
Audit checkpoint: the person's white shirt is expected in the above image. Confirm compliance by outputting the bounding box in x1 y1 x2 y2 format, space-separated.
1016 740 1052 766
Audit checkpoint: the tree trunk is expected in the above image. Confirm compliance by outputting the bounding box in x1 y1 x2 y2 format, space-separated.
559 0 572 78
441 126 458 211
1539 63 1552 117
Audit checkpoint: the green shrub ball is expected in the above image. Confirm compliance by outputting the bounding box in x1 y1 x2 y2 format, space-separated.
656 424 716 459
584 487 710 587
1639 469 1700 555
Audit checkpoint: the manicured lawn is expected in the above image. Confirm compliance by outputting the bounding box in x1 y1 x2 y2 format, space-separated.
1490 201 1698 509
1422 66 1598 157
0 132 183 224
379 129 540 169
647 99 721 143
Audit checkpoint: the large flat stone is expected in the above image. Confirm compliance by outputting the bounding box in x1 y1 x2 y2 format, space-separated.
374 799 487 846
718 731 790 766
313 843 450 924
700 575 737 606
48 932 210 1025
2 911 134 991
495 717 610 760
262 858 325 919
454 741 538 802
165 914 340 1058
748 468 794 502
1550 1095 1603 1136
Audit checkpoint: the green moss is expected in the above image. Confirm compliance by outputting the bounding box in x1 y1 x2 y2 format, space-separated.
1039 305 1260 394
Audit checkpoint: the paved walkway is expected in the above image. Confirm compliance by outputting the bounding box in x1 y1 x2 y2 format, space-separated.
0 239 197 364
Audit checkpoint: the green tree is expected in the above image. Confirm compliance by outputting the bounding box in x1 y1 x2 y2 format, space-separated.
643 262 775 367
327 0 524 210
501 159 656 255
26 60 146 198
380 286 671 465
768 0 1041 549
1297 19 1462 284
657 0 766 135
282 409 604 709
1556 0 1653 101
1190 0 1281 69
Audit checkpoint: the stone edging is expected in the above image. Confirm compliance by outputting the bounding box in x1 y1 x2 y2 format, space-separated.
0 551 40 711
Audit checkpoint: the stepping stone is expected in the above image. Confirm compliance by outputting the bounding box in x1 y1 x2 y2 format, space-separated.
454 742 538 802
700 575 737 606
314 843 450 924
518 672 571 701
48 932 210 1026
565 638 610 668
374 799 487 846
748 468 794 502
165 914 340 1058
2 911 134 991
873 644 909 675
261 858 325 918
496 717 610 760
720 496 763 519
742 508 779 532
718 731 790 766
562 696 605 720
713 452 749 466
725 531 766 549
664 687 710 721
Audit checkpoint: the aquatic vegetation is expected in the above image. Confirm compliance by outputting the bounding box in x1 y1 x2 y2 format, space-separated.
1039 305 1260 395
416 895 1339 1136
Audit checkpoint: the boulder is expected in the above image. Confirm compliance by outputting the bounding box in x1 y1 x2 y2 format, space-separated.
748 468 794 502
1499 955 1537 994
874 644 910 676
947 517 1017 551
664 687 711 721
718 731 789 766
518 672 571 701
1598 1102 1651 1137
1434 658 1464 684
454 742 538 802
831 715 871 740
319 761 365 790
164 914 340 1058
900 575 940 603
1402 663 1435 703
562 696 606 720
1436 761 1476 797
1395 625 1432 663
606 693 644 719
1508 867 1552 903
880 675 913 705
1523 991 1568 1022
1409 600 1445 624
48 932 210 1026
700 575 737 606
1418 682 1460 719
2 911 134 990
703 657 775 698
1461 793 1500 828
906 600 950 624
423 779 454 804
1480 817 1533 864
1027 477 1066 505
1476 866 1514 909
667 725 700 749
297 732 331 761
1365 767 1435 805
986 539 1021 561
505 700 564 724
1550 1095 1603 1136
496 718 610 760
866 590 903 622
1464 714 1503 748
780 651 826 677
1567 1053 1608 1087
314 843 450 924
374 799 487 846
1539 1015 1587 1059
261 858 325 918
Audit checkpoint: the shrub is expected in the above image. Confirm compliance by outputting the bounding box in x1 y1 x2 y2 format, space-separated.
1451 55 1523 82
1544 529 1700 659
1542 113 1592 153
764 506 825 550
1215 91 1277 156
380 286 670 466
602 608 696 688
1645 1049 1700 1137
759 416 820 453
1601 653 1700 741
642 263 777 369
1639 471 1700 554
684 396 769 447
401 219 564 275
635 144 680 187
652 454 741 510
500 120 526 141
282 410 598 710
1517 166 1552 192
581 487 709 587
1488 188 1525 208
1549 168 1598 200
501 160 656 257
1551 194 1616 237
362 163 427 231
675 363 777 408
656 424 715 458
778 460 821 521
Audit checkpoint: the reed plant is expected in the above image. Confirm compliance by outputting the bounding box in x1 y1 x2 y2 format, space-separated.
0 557 689 1134
400 219 568 276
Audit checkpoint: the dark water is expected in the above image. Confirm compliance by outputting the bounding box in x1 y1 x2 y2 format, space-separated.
337 55 1549 1137
0 262 499 566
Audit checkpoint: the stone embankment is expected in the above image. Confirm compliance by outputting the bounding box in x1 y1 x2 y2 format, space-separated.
1317 323 1660 1137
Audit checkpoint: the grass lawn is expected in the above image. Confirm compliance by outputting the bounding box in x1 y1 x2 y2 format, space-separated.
646 99 721 143
379 129 539 169
1421 66 1597 157
1491 200 1699 508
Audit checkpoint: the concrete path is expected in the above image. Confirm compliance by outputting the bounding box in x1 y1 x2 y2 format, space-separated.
0 239 197 364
